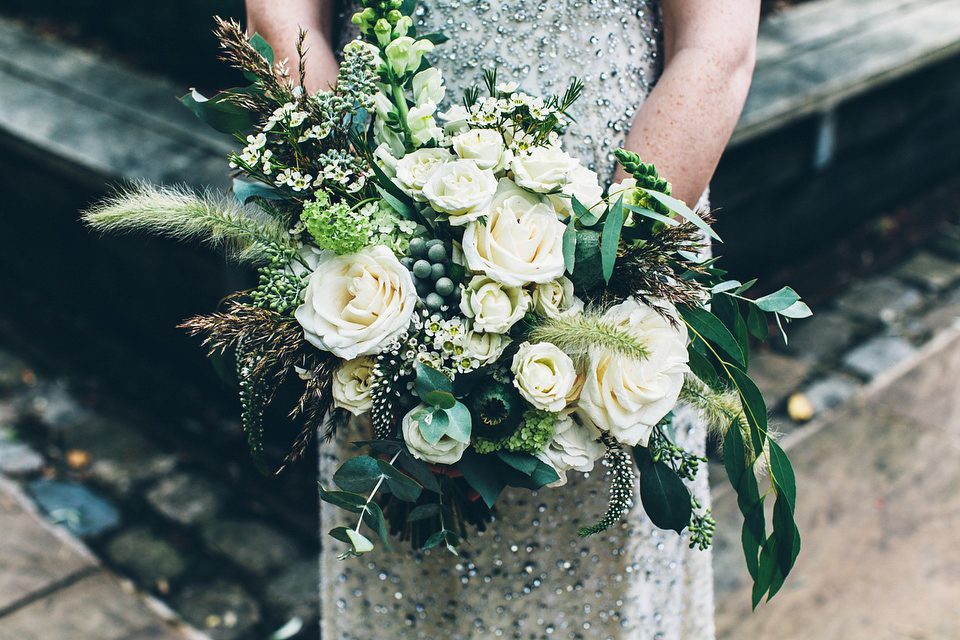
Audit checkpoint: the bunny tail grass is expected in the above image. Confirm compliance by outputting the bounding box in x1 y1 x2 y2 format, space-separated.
82 181 290 264
528 311 649 363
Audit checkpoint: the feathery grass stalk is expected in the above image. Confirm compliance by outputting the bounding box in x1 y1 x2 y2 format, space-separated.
528 311 649 363
82 182 290 265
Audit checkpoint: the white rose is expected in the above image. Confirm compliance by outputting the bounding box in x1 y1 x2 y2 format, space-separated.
461 179 567 286
412 68 445 106
510 145 580 193
577 299 689 446
331 357 376 416
395 148 454 201
462 328 510 364
549 165 605 218
407 99 443 146
384 36 434 76
531 276 584 319
439 104 471 136
510 342 577 412
537 409 605 486
452 128 512 172
402 404 469 464
459 275 531 333
294 246 417 360
422 159 497 225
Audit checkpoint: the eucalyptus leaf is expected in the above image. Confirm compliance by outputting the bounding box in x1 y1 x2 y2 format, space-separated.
600 195 625 283
421 529 446 551
747 303 769 341
563 217 577 273
623 204 678 227
754 287 800 313
361 502 391 551
572 194 601 226
641 189 721 241
779 300 812 319
333 456 384 494
417 407 449 446
249 33 275 66
232 178 287 204
376 459 423 502
376 185 417 221
768 441 797 512
570 229 603 291
398 451 442 493
680 305 746 368
424 390 457 410
180 89 255 135
329 526 353 545
497 451 540 475
345 529 375 554
712 280 742 294
458 450 506 507
416 363 454 399
443 401 472 444
318 484 366 513
406 503 441 522
420 32 451 44
728 366 768 458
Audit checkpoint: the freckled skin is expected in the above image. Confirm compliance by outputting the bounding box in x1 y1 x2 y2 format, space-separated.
246 0 760 207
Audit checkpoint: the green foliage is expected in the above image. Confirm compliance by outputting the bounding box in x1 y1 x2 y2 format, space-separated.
527 310 651 364
458 449 559 508
82 182 291 265
634 446 692 534
472 408 556 454
600 195 625 283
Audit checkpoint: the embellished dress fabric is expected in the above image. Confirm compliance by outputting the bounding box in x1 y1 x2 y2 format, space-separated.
320 0 716 637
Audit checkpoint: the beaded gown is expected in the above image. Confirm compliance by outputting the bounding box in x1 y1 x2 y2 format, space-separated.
320 0 716 637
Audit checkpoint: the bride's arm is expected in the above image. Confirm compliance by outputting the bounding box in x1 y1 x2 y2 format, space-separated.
617 0 761 207
245 0 340 93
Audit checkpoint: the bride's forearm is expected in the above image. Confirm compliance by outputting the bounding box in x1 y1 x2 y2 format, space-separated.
617 0 760 207
245 0 340 93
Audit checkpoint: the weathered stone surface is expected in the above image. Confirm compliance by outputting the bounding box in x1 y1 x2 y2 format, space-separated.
90 456 179 497
28 381 89 430
145 473 222 526
779 310 864 363
931 224 960 260
0 477 97 612
0 441 44 475
800 373 861 415
834 275 924 324
200 519 301 577
173 580 261 640
842 335 918 379
0 351 28 392
716 334 960 640
746 351 812 410
894 250 960 293
106 527 187 588
26 479 121 537
0 572 163 640
264 558 320 622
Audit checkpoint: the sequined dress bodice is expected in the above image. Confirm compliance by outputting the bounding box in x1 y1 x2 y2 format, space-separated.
320 1 715 637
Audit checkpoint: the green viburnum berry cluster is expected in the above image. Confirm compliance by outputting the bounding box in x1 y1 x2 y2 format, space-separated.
473 408 557 454
300 191 416 255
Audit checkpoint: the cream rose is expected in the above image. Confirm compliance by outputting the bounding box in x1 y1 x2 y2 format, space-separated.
577 299 689 446
452 128 511 172
531 276 584 319
295 246 417 360
510 145 580 193
462 328 510 364
331 357 376 416
422 159 497 224
459 275 531 333
395 148 453 201
549 165 605 218
461 179 567 286
510 342 577 412
537 409 605 486
402 404 469 464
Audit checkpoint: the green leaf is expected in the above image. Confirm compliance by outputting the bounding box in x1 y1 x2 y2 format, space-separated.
328 526 353 545
376 459 423 502
623 204 679 228
735 279 758 295
754 287 800 313
416 407 449 446
180 89 255 135
397 452 441 493
443 401 472 444
457 451 506 507
572 194 601 226
641 189 721 241
232 178 287 204
722 418 748 490
416 363 453 399
636 453 692 534
680 305 746 368
563 216 577 273
376 185 417 221
419 32 450 44
768 440 797 513
712 280 742 294
361 501 391 551
497 451 540 475
747 303 769 341
779 300 813 319
424 390 456 410
752 543 776 609
333 456 384 494
406 503 441 522
600 195 625 283
687 348 721 390
570 229 604 292
249 33 275 66
502 459 560 490
421 529 446 551
729 366 769 458
772 488 800 574
318 484 366 513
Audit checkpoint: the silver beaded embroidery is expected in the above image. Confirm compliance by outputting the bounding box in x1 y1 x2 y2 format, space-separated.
322 1 716 637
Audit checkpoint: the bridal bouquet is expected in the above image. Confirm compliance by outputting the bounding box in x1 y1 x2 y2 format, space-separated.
84 0 808 606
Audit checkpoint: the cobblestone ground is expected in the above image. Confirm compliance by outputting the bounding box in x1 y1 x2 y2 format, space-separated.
2 212 960 638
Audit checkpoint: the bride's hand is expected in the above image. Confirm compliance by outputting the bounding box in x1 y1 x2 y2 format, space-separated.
245 0 340 93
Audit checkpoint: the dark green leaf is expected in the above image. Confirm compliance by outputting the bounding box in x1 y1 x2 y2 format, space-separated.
376 185 418 221
416 363 453 398
747 303 769 341
361 502 391 551
180 89 254 135
735 278 758 295
563 216 577 273
570 229 604 292
741 500 765 582
318 484 366 513
406 503 441 522
752 543 776 609
249 33 275 66
642 189 721 241
722 418 748 491
376 459 423 502
768 440 797 513
501 459 560 490
333 456 384 494
687 347 721 390
443 401 472 444
397 452 441 493
600 195 625 283
328 526 353 545
497 451 540 475
680 305 746 368
729 366 768 458
424 390 457 409
623 204 678 227
419 32 450 44
458 451 507 507
773 488 800 575
754 287 800 313
636 454 692 533
572 194 601 226
232 178 287 204
421 529 446 551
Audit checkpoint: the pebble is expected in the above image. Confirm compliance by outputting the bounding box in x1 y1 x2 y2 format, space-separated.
199 519 301 577
145 472 222 526
27 479 121 537
173 580 261 640
106 526 187 587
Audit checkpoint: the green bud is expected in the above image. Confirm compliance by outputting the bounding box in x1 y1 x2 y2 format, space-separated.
387 9 402 23
374 18 392 46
